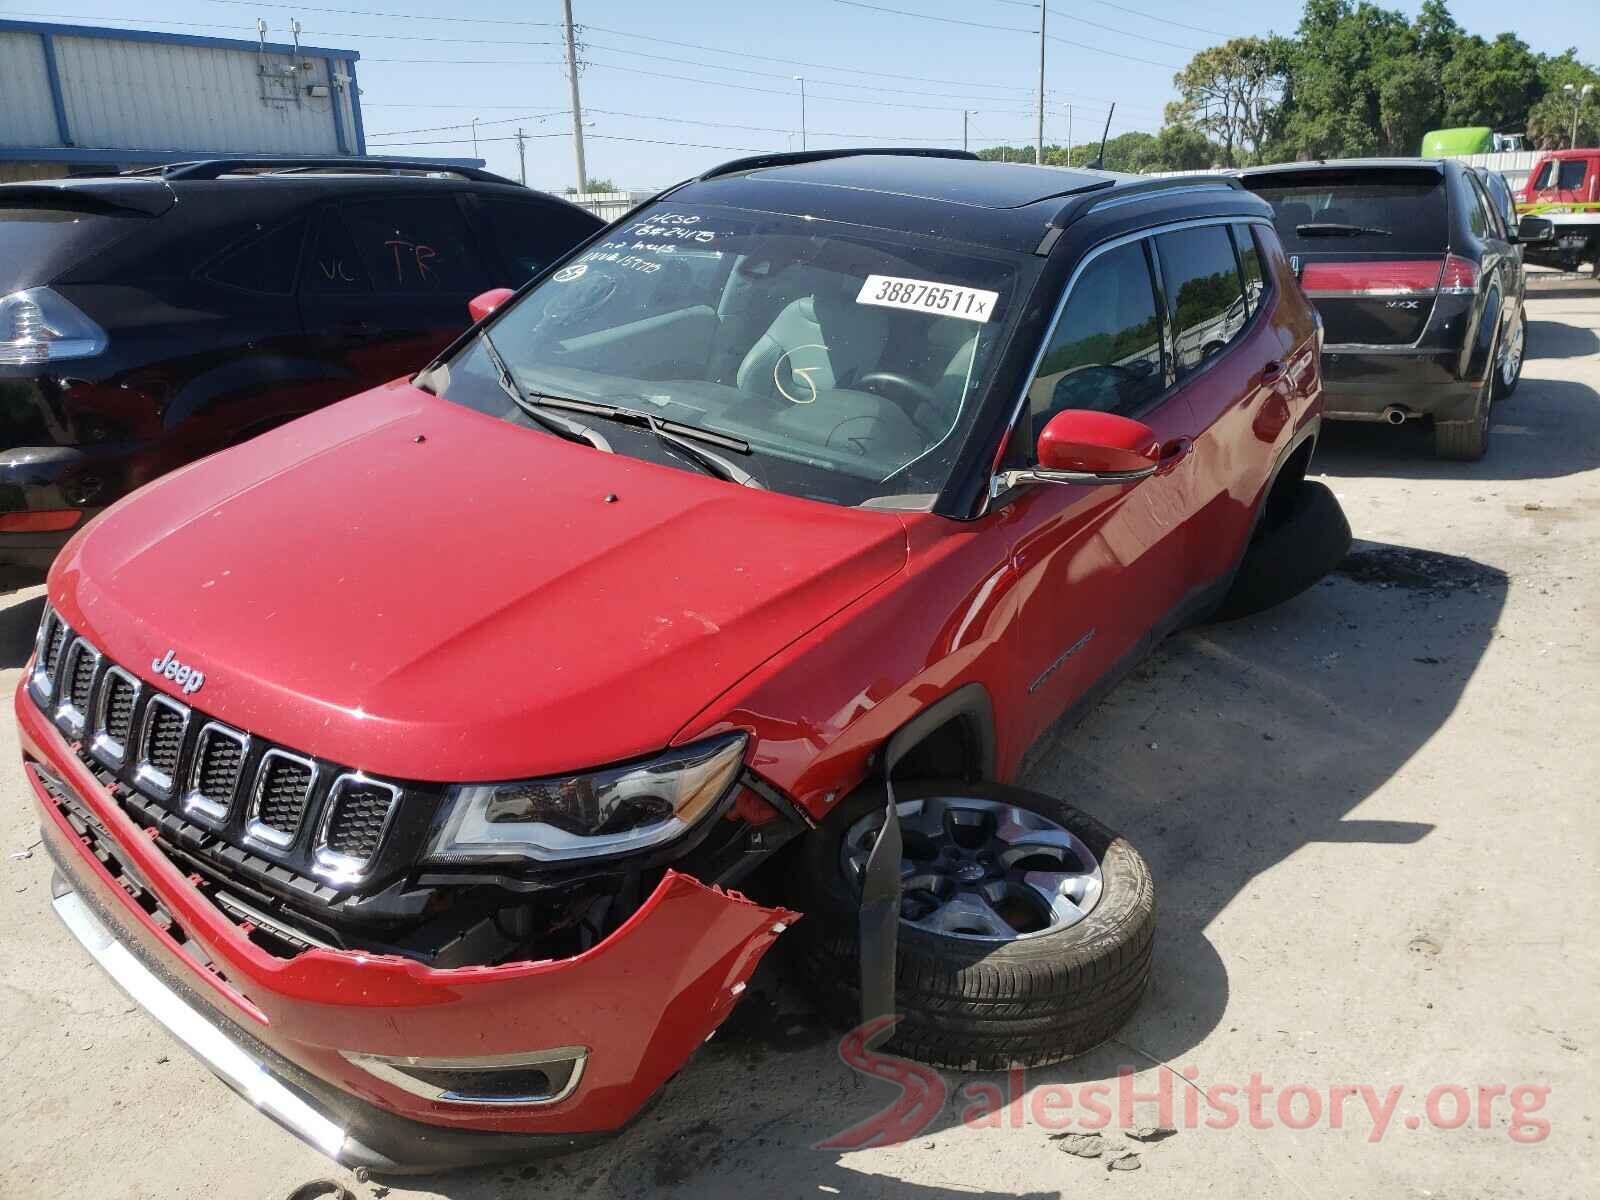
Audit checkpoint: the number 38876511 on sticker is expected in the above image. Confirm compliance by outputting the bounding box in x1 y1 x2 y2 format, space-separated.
856 275 1000 323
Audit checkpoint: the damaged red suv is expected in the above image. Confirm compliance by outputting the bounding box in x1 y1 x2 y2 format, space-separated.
18 150 1344 1171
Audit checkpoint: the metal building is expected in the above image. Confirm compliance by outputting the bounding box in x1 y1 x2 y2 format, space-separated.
0 18 434 182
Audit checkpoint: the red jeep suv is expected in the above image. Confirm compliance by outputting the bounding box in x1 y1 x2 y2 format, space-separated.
18 150 1340 1171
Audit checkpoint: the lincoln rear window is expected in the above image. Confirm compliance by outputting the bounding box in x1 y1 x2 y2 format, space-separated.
434 202 1037 507
1249 170 1448 256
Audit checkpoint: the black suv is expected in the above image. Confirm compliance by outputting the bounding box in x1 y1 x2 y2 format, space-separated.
1239 158 1527 460
0 157 602 572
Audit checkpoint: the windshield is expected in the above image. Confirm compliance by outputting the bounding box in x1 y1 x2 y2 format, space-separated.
434 202 1037 506
1248 169 1447 256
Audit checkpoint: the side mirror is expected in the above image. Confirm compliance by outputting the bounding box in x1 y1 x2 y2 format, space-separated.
1516 215 1555 245
992 409 1161 497
468 287 516 323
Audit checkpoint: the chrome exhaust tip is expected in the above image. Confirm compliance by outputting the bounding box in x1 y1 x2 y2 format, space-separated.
1382 406 1410 426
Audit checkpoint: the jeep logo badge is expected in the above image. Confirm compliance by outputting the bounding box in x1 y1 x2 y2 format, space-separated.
152 649 205 695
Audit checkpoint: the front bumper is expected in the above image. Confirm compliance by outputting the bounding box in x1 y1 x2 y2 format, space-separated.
19 689 796 1169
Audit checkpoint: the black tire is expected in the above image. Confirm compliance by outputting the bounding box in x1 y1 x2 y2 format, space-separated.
783 780 1155 1070
1492 307 1525 402
1210 480 1352 622
1436 321 1497 460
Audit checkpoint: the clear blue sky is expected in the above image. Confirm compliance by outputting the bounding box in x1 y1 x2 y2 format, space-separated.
4 0 1595 192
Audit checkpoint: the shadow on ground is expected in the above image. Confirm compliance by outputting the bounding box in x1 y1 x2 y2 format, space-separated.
1313 377 1600 481
381 538 1507 1200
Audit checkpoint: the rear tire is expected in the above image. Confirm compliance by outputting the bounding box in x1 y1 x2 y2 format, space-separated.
1210 480 1352 622
1492 307 1525 402
784 781 1155 1070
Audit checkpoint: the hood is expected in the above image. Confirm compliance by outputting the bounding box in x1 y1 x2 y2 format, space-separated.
51 381 908 781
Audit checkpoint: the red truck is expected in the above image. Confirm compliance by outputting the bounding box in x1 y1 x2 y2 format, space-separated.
1517 147 1600 273
19 150 1347 1172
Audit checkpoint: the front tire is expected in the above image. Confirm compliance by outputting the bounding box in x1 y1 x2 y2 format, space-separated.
1210 480 1352 622
1492 307 1525 402
784 781 1155 1070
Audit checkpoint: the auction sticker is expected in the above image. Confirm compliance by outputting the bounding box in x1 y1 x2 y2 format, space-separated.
856 275 999 323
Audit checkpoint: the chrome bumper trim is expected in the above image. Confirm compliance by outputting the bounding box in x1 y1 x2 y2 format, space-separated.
49 884 350 1163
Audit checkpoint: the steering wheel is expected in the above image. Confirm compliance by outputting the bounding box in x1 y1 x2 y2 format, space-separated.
856 371 942 431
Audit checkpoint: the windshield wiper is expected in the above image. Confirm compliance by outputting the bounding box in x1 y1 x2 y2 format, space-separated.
477 332 612 452
1295 222 1393 238
523 395 764 488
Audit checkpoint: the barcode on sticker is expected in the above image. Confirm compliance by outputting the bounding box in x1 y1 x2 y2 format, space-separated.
856 275 999 323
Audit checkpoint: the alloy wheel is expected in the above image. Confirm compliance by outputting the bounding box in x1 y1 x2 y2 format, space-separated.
842 795 1103 942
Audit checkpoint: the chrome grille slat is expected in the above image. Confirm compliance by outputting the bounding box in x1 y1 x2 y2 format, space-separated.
313 774 401 883
183 721 250 825
90 666 142 768
135 693 190 796
247 750 317 849
54 637 102 739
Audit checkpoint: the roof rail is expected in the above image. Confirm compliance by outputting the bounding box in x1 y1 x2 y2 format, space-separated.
1048 172 1242 230
697 147 978 182
136 157 521 185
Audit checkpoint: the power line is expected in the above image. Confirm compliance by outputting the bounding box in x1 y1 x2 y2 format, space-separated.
830 0 1037 34
1083 0 1236 39
367 111 567 137
1044 31 1181 69
202 0 559 27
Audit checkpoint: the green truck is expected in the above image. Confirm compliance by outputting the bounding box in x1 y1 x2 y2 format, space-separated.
1421 128 1496 157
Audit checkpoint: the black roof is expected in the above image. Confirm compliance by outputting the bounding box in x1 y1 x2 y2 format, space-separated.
670 150 1246 253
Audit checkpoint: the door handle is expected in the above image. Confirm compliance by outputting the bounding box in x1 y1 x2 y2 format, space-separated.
1155 437 1193 474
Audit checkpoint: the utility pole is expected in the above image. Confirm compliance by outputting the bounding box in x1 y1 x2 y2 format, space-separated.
1066 104 1073 167
1035 0 1046 164
471 116 479 160
794 76 807 151
1567 84 1594 150
516 127 527 184
963 109 970 152
561 0 588 192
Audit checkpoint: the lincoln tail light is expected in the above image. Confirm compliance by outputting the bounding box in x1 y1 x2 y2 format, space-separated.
1298 260 1447 298
0 287 108 365
1438 253 1479 295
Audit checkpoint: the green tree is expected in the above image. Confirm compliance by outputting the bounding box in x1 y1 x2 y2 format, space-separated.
1526 53 1600 148
1170 36 1292 166
1439 33 1542 131
1378 56 1441 155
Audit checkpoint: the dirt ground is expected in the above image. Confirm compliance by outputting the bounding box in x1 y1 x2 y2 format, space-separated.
1 291 1595 1200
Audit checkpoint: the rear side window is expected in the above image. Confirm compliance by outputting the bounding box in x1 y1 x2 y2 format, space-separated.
339 196 487 293
202 218 308 294
1247 168 1447 256
1558 159 1589 189
479 197 598 279
1155 226 1248 375
305 210 370 293
1027 240 1165 432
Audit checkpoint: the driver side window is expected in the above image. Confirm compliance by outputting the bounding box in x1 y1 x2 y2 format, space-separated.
1027 239 1166 441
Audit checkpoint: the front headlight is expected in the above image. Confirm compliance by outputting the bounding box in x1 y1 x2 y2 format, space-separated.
423 733 747 867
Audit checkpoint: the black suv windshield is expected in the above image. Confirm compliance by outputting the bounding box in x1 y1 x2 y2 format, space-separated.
435 201 1039 507
1248 168 1447 256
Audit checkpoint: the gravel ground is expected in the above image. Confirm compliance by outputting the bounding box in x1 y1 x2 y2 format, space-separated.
1 292 1595 1200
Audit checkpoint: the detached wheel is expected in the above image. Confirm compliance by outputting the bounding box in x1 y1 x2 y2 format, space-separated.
1210 480 1352 622
785 781 1155 1070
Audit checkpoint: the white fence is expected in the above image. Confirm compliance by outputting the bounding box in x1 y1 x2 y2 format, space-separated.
565 190 656 221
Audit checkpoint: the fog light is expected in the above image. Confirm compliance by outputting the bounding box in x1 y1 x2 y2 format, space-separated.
342 1046 587 1106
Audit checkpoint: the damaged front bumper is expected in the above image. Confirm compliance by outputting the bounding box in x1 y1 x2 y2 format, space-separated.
20 694 797 1171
